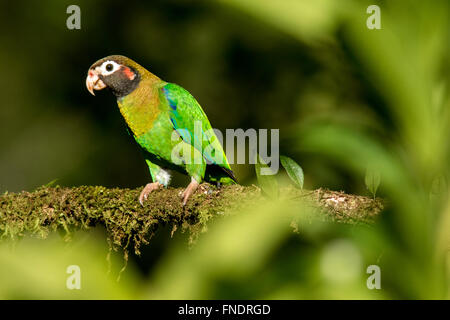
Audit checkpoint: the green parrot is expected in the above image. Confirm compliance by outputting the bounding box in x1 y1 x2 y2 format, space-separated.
86 55 236 205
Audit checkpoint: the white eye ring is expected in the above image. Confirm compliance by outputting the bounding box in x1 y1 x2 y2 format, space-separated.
98 60 121 76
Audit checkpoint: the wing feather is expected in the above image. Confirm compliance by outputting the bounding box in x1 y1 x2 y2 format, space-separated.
161 83 235 181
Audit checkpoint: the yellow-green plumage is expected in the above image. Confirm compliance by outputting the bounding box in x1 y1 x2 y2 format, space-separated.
90 55 236 190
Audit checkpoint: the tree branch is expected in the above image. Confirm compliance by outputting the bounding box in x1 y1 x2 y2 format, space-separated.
0 185 383 254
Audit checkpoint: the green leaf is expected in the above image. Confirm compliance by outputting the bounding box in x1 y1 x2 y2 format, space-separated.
44 179 59 188
280 156 304 189
255 154 279 199
365 167 380 198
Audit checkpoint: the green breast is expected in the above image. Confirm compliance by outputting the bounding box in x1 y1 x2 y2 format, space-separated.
117 79 179 166
117 86 160 137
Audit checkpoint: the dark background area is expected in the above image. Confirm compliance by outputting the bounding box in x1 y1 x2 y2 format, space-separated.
0 0 382 195
0 0 448 299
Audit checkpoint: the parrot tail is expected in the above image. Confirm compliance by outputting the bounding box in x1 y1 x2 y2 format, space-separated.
221 167 238 183
205 165 238 185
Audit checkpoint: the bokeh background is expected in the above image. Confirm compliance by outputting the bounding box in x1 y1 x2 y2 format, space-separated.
0 0 448 299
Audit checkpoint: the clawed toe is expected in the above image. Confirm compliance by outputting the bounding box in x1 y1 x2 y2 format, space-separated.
139 182 162 206
139 180 199 207
181 179 200 206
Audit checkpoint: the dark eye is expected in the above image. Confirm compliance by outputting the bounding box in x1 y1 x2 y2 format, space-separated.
105 63 113 72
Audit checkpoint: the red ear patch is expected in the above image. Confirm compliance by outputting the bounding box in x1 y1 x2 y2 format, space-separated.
122 66 136 80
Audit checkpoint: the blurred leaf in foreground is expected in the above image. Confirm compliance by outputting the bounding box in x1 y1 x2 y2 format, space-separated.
0 230 141 299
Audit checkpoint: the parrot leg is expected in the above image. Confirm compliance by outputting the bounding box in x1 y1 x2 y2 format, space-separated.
181 178 200 206
140 160 171 205
139 182 162 206
181 145 204 205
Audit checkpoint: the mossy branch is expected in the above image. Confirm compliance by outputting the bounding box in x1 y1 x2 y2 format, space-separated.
0 185 383 255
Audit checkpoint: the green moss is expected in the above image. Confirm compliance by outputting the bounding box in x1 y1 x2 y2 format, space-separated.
0 184 383 258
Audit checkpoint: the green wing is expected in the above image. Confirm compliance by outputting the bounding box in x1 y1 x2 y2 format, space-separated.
161 83 235 181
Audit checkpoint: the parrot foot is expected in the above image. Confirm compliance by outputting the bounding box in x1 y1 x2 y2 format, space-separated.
139 182 162 206
181 179 200 206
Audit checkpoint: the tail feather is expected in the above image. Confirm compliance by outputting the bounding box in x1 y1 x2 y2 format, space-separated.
221 167 238 183
205 164 237 185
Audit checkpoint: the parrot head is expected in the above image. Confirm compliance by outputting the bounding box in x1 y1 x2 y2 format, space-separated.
86 55 143 97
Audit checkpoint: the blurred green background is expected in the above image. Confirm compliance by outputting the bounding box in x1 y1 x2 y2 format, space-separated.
0 0 448 299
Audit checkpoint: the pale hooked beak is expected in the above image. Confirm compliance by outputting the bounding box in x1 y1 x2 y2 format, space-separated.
86 69 106 96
